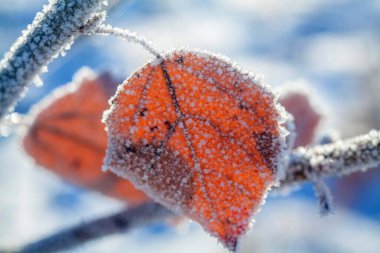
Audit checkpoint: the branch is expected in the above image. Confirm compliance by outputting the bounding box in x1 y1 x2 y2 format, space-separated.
2 130 379 253
0 0 106 119
4 202 172 253
281 129 380 186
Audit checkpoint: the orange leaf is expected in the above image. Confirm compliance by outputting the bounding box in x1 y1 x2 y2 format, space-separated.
104 49 287 251
23 68 149 205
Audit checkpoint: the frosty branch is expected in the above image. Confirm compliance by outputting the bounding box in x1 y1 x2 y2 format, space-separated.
281 129 380 186
3 129 379 253
0 0 106 119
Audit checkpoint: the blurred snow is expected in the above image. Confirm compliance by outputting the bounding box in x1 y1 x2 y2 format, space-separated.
303 34 373 74
239 199 380 253
1 0 380 252
1 137 379 252
0 137 125 247
219 0 323 20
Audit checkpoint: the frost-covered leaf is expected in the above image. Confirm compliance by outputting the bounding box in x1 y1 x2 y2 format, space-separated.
23 68 148 205
278 81 322 148
103 49 287 251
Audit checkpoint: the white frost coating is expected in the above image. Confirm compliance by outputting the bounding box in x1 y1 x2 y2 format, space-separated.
0 112 23 137
275 112 296 182
0 0 107 119
32 75 43 87
285 113 296 151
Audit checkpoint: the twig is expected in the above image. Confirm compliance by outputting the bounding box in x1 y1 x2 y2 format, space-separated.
88 24 163 58
3 130 379 253
0 0 106 119
6 202 172 253
281 129 380 186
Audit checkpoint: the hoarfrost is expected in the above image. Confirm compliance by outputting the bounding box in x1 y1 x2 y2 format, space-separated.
32 75 43 87
0 113 22 137
283 130 380 188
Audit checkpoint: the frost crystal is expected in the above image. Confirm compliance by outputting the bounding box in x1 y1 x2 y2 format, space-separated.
0 0 106 118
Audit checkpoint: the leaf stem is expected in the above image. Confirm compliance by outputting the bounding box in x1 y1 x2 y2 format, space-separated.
89 24 163 58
